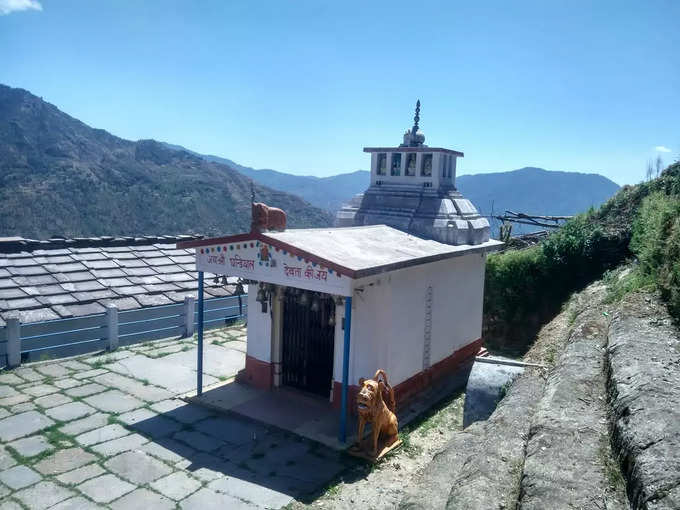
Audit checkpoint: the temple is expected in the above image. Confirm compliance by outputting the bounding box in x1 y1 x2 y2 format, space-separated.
336 101 491 246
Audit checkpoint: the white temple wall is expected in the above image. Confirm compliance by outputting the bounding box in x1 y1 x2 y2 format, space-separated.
332 253 486 388
246 289 272 363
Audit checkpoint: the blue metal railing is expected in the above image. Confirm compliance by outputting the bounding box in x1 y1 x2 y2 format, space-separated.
0 294 248 367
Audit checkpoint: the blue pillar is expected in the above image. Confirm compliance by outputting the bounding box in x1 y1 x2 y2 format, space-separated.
339 296 352 443
197 271 205 396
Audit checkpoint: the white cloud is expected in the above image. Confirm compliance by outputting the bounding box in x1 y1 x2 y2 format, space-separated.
655 146 672 153
0 0 42 15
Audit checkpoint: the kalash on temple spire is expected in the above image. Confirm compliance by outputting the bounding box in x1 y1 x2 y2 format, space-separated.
335 101 491 246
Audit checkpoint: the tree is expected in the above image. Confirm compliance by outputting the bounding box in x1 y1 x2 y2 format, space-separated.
656 155 664 178
646 159 655 181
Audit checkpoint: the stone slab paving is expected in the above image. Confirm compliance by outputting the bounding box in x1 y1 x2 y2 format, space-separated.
64 382 106 397
77 473 135 503
13 480 76 509
89 432 149 457
0 325 356 509
0 411 54 442
7 435 52 458
109 488 176 510
104 450 173 485
75 424 129 446
83 389 144 413
0 465 41 490
55 463 105 485
45 401 95 422
33 393 72 408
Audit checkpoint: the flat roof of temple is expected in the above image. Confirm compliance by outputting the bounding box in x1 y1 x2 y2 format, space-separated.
363 147 464 156
179 225 502 279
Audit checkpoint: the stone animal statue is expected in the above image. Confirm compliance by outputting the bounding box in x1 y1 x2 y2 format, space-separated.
356 369 399 456
251 202 287 232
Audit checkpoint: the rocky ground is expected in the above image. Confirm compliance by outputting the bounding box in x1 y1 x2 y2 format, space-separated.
608 293 680 509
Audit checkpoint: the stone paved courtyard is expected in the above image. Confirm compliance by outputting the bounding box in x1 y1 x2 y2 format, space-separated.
0 326 354 509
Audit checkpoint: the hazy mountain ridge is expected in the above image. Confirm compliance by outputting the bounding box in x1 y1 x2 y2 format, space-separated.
0 84 332 239
166 143 620 230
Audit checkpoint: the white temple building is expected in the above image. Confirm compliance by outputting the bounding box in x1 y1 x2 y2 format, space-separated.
336 101 491 246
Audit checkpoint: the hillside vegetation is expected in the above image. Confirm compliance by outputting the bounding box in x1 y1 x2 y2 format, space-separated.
484 161 680 353
0 84 332 239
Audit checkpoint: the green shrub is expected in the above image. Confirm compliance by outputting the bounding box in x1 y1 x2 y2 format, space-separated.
630 191 680 318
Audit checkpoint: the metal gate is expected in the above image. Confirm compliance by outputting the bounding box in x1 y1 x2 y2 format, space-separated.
281 290 335 397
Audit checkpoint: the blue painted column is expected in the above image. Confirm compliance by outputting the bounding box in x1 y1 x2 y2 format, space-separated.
197 271 205 396
339 296 352 443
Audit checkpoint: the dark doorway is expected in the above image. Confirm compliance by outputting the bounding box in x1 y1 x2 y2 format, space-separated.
281 289 335 398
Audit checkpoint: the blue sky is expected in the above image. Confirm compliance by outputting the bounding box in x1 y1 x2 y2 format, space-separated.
1 0 678 184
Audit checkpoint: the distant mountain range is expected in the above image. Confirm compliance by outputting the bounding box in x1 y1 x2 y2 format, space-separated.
162 143 367 213
0 83 619 240
0 84 332 239
165 144 620 233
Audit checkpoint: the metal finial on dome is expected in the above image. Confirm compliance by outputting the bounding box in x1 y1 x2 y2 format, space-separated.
412 100 421 133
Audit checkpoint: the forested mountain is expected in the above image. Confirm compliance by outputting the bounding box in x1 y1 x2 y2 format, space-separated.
0 84 332 239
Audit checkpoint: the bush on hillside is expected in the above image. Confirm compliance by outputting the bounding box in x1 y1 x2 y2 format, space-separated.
483 161 680 354
630 190 680 318
483 214 628 354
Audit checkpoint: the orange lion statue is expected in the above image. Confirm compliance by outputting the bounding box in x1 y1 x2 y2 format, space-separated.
355 369 399 456
251 202 287 232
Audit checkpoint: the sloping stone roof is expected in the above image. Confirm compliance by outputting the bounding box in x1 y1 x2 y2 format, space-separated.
0 235 236 326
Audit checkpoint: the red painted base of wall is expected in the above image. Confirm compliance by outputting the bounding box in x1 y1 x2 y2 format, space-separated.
331 338 482 413
236 355 273 390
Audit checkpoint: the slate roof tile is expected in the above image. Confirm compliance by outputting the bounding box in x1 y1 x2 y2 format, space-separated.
169 256 195 264
157 273 193 283
37 294 78 306
43 256 76 264
0 278 19 289
149 258 176 267
0 268 10 278
115 286 148 296
9 257 41 267
62 302 106 317
83 260 120 270
117 259 147 268
8 265 49 276
106 252 137 260
14 307 60 323
35 284 69 296
73 290 118 301
0 287 28 299
167 290 199 302
135 294 174 307
54 271 96 283
101 297 141 310
100 278 132 288
44 262 87 273
70 252 108 261
101 246 132 253
12 275 58 286
32 249 72 256
143 283 180 293
160 249 190 257
126 276 162 285
173 281 198 291
91 269 127 279
122 267 157 277
5 297 42 310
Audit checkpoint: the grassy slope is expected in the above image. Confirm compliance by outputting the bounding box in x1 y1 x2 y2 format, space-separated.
484 161 680 355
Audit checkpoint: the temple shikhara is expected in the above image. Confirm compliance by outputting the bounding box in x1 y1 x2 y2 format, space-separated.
336 100 491 246
178 102 502 446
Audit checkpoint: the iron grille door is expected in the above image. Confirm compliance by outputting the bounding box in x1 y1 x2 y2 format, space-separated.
281 291 335 397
